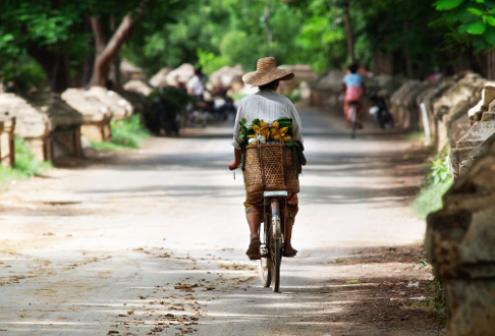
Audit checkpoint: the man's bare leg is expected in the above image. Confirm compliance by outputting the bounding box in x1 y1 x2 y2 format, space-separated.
247 209 261 239
246 208 262 259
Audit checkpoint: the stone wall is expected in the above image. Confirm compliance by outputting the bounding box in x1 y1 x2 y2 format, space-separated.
426 134 495 336
432 72 487 152
310 70 344 108
390 80 431 130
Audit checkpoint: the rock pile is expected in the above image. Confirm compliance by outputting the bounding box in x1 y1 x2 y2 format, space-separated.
208 65 244 93
149 67 171 88
150 64 195 88
123 79 153 97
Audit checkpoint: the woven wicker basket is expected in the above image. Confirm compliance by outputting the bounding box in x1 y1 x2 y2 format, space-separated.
244 143 299 193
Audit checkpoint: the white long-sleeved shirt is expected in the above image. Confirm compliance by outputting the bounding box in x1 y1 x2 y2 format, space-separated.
232 90 303 149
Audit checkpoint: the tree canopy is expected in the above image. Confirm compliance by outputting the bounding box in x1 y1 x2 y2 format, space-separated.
1 0 495 92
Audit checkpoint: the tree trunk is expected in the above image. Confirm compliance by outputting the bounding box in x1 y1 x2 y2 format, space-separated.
341 0 355 64
89 1 151 87
27 46 70 92
261 1 273 45
486 49 495 80
403 22 413 77
110 15 122 88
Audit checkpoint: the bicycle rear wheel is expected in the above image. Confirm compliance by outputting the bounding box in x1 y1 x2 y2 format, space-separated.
350 105 357 139
270 199 282 293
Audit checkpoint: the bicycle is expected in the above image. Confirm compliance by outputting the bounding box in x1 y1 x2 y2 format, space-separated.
348 101 359 139
259 190 288 293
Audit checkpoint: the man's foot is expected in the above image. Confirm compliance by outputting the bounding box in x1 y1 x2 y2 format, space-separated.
246 237 261 260
283 245 298 257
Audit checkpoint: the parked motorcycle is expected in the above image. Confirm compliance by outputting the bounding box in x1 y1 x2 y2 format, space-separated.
368 95 394 129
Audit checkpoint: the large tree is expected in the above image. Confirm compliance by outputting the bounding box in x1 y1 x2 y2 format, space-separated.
0 0 182 92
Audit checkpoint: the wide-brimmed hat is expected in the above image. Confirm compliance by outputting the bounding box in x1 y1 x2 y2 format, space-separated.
242 57 294 86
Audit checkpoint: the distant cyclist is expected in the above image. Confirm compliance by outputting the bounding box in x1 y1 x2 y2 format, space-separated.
342 63 365 128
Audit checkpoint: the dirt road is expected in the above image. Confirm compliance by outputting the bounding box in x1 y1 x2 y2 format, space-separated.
0 107 443 335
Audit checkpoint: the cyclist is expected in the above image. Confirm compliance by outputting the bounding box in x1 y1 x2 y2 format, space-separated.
342 63 365 128
228 57 304 260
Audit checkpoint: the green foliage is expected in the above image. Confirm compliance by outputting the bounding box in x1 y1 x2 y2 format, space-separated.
413 150 453 219
14 136 52 176
0 136 51 185
434 0 495 50
110 115 150 148
125 0 343 73
91 115 150 151
197 49 229 75
0 55 47 93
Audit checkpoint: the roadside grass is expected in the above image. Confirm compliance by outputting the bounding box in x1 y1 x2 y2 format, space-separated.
412 150 450 322
406 130 425 143
412 149 452 219
91 115 150 151
0 136 51 185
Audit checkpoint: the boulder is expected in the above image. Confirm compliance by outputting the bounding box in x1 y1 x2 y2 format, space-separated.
123 79 152 97
389 80 430 129
467 85 495 123
87 86 133 120
152 63 195 88
26 90 83 159
149 67 171 88
453 120 495 177
415 78 456 147
61 88 111 141
426 133 495 336
278 64 317 99
0 93 53 160
120 59 144 81
0 93 51 139
310 70 345 107
366 74 404 98
209 65 244 93
313 70 344 92
433 72 487 151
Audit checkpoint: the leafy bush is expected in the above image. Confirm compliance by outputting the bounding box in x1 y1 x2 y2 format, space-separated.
413 149 453 218
91 115 150 151
14 136 51 176
110 115 150 148
0 136 51 185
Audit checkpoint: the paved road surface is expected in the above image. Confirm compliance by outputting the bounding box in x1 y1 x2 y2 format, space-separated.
0 107 440 335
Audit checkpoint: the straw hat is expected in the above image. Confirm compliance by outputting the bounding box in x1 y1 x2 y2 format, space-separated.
242 57 294 86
